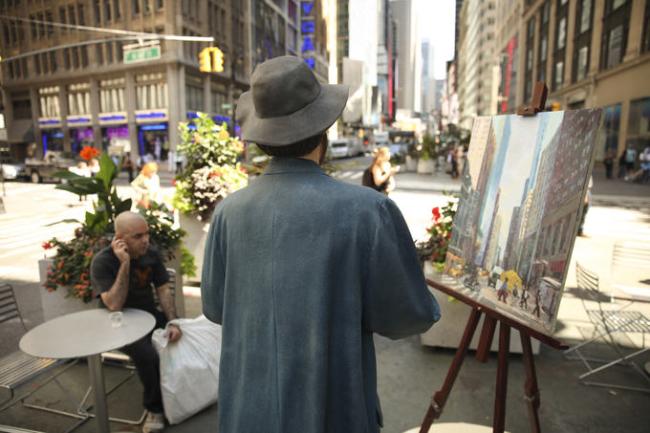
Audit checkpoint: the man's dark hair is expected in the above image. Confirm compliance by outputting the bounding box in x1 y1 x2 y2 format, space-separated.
256 132 326 157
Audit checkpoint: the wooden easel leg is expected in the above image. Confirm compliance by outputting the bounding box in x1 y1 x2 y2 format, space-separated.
476 315 497 363
493 322 510 433
419 308 482 433
520 332 542 433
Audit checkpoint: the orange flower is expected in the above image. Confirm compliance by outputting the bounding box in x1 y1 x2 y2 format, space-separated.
79 145 101 161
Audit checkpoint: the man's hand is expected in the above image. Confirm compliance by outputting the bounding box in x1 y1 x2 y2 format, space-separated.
167 324 182 343
111 238 130 264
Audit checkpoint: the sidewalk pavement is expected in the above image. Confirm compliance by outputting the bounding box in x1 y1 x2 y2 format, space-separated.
2 165 649 433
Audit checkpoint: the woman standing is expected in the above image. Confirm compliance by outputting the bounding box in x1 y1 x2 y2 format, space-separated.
370 146 398 195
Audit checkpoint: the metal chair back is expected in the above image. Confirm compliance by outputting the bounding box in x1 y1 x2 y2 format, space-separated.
0 283 26 331
611 241 650 291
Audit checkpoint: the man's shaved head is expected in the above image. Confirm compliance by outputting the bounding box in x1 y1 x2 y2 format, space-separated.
115 211 147 236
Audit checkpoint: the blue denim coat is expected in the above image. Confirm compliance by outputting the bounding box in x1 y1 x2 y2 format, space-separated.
202 157 440 433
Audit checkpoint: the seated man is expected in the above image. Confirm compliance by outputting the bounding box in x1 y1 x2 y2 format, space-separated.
91 211 182 433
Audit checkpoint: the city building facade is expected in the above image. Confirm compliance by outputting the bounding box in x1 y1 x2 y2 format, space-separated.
391 0 421 114
516 0 650 162
0 0 330 162
457 0 499 129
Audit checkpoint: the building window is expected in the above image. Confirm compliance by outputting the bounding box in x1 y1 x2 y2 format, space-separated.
67 83 91 115
643 0 650 53
49 51 57 73
69 5 77 27
93 0 101 25
573 0 593 82
78 3 86 25
601 0 630 70
104 0 112 22
29 14 36 39
59 7 67 33
626 98 650 163
106 42 114 63
63 48 70 69
113 0 121 19
38 86 61 118
579 0 592 33
96 44 104 64
100 78 126 112
12 93 32 119
136 73 167 109
156 0 164 10
143 0 151 14
575 46 588 80
132 0 140 15
554 61 564 88
185 84 204 112
81 46 89 67
34 55 41 75
556 17 566 49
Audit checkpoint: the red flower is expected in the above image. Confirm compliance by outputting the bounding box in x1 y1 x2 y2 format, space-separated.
171 179 177 186
42 241 53 250
432 207 441 222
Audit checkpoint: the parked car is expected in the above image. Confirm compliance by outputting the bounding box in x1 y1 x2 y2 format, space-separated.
329 138 364 159
1 157 27 180
25 151 76 183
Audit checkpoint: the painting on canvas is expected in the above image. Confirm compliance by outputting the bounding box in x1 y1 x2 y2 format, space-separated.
442 109 603 335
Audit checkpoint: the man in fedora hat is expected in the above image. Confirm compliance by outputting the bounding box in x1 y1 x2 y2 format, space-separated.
201 56 440 433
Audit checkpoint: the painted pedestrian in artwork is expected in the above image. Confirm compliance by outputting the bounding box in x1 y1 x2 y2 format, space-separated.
442 109 603 335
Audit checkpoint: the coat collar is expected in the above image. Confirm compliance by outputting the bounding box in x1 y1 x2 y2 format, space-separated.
264 157 325 175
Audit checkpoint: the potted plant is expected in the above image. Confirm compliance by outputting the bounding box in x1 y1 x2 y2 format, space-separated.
405 144 419 172
173 113 248 279
416 134 436 174
40 153 191 320
415 196 457 271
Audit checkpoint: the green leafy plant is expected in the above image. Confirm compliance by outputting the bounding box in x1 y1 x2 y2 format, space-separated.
174 113 248 219
54 153 132 235
180 246 197 278
415 195 458 264
44 156 188 302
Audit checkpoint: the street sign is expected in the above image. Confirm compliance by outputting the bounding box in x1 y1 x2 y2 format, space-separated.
221 103 232 110
123 43 161 64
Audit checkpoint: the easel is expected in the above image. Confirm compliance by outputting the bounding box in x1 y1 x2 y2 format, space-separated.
418 82 568 433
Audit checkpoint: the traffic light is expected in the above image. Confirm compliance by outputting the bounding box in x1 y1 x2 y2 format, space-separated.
212 48 224 72
199 47 225 73
199 48 212 72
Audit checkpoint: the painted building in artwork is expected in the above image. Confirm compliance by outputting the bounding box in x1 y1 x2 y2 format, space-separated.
535 109 602 279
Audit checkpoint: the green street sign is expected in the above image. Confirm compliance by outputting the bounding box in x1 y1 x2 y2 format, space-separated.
124 45 161 64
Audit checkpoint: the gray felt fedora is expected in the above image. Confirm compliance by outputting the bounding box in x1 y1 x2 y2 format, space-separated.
235 56 349 146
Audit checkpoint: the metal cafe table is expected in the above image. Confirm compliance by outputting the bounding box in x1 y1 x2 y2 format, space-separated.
19 308 155 433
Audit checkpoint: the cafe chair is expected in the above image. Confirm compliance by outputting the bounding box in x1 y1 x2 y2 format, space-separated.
0 283 83 432
564 263 650 393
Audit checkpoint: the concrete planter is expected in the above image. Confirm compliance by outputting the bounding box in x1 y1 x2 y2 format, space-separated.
405 156 418 172
420 264 540 355
416 158 434 174
38 259 94 322
179 212 211 283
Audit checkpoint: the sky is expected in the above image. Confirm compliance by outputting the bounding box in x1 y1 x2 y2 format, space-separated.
415 0 456 80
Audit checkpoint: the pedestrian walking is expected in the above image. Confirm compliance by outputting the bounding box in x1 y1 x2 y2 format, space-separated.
122 152 135 183
603 147 615 179
201 56 440 433
641 146 650 183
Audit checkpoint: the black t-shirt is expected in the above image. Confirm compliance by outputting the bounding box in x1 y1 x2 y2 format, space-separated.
90 245 170 314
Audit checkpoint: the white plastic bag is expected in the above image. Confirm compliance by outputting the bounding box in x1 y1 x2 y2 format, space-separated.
152 315 222 424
